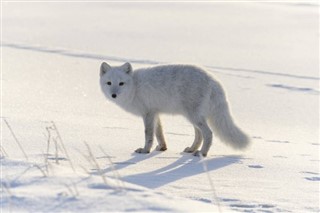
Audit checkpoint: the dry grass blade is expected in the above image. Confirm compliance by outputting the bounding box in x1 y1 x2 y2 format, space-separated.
84 142 108 186
99 146 125 191
52 137 59 165
44 126 52 167
1 181 13 212
64 182 79 198
51 121 75 171
1 181 13 196
32 164 48 177
3 119 28 161
0 144 9 157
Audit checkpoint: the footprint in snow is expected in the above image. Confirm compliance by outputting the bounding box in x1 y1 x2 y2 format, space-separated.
301 172 320 182
267 83 319 95
300 171 319 175
300 172 320 182
273 155 288 159
222 198 281 212
300 154 311 157
305 177 320 181
248 165 264 169
87 183 113 190
252 136 263 140
266 139 290 144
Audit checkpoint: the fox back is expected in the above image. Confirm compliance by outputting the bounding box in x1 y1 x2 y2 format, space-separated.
100 63 214 117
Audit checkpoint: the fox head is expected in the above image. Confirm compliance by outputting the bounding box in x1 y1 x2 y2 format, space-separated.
99 62 135 103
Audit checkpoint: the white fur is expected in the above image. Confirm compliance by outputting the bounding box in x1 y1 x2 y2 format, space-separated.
100 62 250 157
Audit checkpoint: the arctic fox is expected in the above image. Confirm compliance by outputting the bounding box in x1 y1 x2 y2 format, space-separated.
100 62 250 157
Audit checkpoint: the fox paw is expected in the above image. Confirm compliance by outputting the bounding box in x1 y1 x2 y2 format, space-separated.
184 147 195 153
193 151 207 157
156 145 167 151
135 148 150 154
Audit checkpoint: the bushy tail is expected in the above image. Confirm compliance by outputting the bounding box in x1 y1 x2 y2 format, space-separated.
208 82 250 150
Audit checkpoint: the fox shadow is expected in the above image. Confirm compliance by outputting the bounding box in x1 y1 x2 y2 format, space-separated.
120 154 241 189
98 151 163 174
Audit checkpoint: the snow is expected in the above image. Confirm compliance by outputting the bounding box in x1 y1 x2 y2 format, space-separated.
1 1 319 212
1 158 221 212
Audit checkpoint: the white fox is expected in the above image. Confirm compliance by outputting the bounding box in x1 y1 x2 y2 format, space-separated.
100 62 250 157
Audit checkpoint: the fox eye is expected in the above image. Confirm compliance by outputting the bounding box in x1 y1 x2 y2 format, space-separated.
106 82 111 85
119 82 124 86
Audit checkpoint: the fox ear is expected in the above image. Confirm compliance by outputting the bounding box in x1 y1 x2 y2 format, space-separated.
121 62 132 75
100 62 111 76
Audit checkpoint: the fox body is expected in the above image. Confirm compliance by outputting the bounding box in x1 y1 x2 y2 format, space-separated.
99 62 250 157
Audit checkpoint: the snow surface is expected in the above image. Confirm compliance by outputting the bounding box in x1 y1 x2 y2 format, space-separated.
1 1 319 212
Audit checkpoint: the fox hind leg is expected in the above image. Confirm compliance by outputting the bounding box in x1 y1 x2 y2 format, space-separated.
192 118 212 157
184 126 202 153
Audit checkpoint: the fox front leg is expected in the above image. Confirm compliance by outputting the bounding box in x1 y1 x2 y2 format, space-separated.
155 116 167 151
135 112 156 154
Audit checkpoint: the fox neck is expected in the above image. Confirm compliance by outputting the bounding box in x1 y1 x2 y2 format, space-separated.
114 85 140 115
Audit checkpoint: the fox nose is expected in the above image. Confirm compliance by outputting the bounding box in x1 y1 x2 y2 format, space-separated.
112 94 117 99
